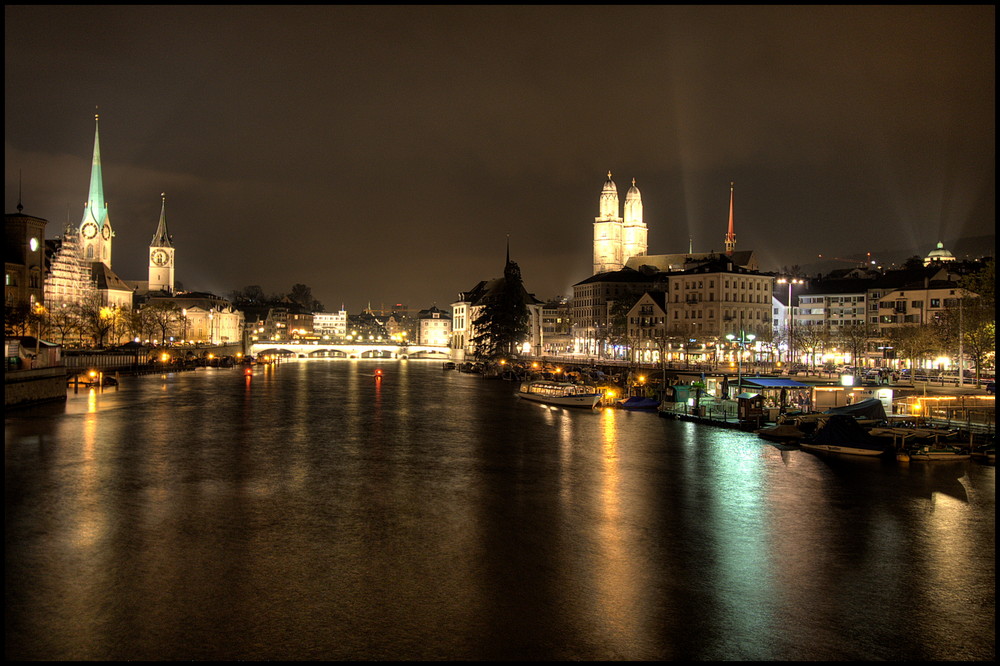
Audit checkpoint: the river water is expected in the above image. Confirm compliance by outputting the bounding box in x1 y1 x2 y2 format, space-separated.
5 359 995 660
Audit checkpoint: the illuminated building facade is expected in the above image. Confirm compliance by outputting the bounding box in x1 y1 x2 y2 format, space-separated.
5 203 48 312
148 194 175 294
416 305 452 347
451 250 543 359
43 114 133 309
593 171 647 274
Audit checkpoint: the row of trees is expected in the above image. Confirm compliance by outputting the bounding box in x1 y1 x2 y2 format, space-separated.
6 295 185 348
229 283 324 312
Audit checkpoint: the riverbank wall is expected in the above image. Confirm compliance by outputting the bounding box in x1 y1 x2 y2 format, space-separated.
5 366 68 408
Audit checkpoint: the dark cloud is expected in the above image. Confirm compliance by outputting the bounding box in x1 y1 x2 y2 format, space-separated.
5 5 994 311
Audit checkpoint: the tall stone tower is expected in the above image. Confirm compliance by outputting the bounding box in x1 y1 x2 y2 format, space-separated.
148 193 175 293
78 114 114 268
593 171 623 274
621 177 647 262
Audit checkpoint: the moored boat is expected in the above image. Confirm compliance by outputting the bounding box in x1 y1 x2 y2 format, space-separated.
755 423 806 443
799 414 890 457
971 445 995 464
515 381 602 409
617 395 660 411
908 443 971 461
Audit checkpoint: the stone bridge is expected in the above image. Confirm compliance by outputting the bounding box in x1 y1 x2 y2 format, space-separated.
250 342 453 360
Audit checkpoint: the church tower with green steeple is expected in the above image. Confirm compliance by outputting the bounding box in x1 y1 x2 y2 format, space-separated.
78 113 114 268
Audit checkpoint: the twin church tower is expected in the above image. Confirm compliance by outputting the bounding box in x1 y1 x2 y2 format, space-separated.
592 171 647 274
592 171 738 275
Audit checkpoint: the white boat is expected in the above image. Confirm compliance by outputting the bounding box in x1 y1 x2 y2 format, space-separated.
515 381 602 409
799 441 888 457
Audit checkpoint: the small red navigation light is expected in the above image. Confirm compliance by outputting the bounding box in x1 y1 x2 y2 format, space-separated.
375 368 383 378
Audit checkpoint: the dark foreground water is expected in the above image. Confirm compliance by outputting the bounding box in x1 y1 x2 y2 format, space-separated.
5 359 995 660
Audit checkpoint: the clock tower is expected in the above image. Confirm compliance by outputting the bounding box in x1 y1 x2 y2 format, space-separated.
148 193 175 293
79 113 114 268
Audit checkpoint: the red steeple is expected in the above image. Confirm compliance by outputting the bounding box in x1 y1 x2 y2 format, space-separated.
724 181 736 255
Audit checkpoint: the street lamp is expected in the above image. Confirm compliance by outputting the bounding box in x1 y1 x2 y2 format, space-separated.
776 277 804 367
726 330 756 392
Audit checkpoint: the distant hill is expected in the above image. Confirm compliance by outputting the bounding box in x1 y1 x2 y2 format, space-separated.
793 234 995 278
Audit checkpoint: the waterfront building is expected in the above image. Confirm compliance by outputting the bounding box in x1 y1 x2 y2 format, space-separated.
451 248 543 359
793 278 870 334
539 298 573 356
145 291 244 345
415 305 452 347
572 268 666 357
624 291 669 364
667 255 773 341
312 308 348 341
256 302 314 341
876 278 967 330
593 171 647 274
572 253 772 358
347 310 389 342
5 200 48 314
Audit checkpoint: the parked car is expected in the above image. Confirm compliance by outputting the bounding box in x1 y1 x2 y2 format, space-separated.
987 382 996 395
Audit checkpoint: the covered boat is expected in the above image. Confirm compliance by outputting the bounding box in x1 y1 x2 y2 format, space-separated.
515 381 602 409
824 397 887 422
617 396 660 411
799 414 890 457
755 423 806 443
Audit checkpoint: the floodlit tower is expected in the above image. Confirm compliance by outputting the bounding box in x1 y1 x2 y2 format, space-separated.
593 171 623 274
724 181 736 255
148 193 175 293
79 113 114 268
622 177 647 262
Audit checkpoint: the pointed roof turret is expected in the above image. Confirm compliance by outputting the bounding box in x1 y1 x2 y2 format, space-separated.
150 193 173 247
81 113 109 230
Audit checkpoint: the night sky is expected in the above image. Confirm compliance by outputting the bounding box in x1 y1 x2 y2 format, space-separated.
5 6 995 313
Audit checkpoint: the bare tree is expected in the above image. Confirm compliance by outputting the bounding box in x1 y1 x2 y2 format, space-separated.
144 301 184 344
47 305 81 346
834 322 870 370
76 293 115 347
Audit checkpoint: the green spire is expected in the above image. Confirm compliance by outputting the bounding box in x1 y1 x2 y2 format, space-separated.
81 113 108 230
151 193 172 247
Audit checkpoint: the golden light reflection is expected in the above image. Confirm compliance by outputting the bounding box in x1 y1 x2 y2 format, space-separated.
589 405 643 649
72 410 105 550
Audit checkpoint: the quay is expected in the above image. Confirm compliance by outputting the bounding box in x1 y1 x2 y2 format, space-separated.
5 337 248 408
459 355 996 441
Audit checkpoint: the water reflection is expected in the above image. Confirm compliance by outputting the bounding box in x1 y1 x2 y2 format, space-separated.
4 360 995 661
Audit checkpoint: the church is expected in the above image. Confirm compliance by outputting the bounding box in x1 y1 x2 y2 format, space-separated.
38 114 243 345
44 114 133 310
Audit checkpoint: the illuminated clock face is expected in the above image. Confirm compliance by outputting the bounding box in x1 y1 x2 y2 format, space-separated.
29 237 39 252
101 224 111 240
82 222 98 238
151 249 169 266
